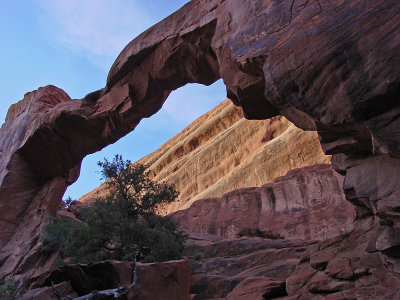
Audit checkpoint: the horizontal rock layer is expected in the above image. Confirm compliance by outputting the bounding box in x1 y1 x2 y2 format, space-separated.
184 232 317 299
172 164 355 241
80 100 330 214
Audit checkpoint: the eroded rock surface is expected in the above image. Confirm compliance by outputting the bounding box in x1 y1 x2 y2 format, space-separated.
0 1 399 297
20 281 78 300
22 260 191 300
226 277 286 300
184 232 317 299
172 164 354 241
286 217 400 299
80 100 330 214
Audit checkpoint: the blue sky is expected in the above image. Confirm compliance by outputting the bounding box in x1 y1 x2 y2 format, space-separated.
0 0 226 199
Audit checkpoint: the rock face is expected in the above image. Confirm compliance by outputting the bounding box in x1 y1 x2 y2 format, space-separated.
20 281 78 300
225 277 286 300
286 217 400 299
80 100 330 214
185 223 400 299
171 164 355 241
0 87 78 281
22 260 191 300
184 232 317 299
0 1 399 297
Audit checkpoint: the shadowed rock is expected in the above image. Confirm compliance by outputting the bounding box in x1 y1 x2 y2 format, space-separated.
22 260 190 300
185 233 316 299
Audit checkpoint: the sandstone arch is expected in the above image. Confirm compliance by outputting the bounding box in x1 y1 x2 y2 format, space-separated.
0 0 399 295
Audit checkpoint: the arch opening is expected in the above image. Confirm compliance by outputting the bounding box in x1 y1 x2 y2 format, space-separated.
66 80 226 200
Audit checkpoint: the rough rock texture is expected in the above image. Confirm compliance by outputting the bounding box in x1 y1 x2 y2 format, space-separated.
172 164 355 241
67 200 90 221
27 260 191 300
0 87 76 281
225 277 286 300
80 100 330 214
0 1 399 296
131 260 191 300
20 281 78 300
285 217 400 299
184 232 317 299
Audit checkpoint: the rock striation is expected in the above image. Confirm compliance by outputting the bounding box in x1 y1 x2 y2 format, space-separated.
80 100 330 214
0 1 399 298
171 164 355 241
184 232 317 299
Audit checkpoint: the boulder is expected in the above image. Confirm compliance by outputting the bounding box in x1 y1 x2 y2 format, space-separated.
68 200 90 221
131 260 191 300
226 277 286 300
20 281 77 300
42 260 191 300
55 210 82 223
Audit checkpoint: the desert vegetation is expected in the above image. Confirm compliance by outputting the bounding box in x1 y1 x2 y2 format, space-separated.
40 155 186 264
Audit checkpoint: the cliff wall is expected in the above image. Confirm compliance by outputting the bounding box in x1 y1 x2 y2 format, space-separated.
80 100 330 214
171 164 354 241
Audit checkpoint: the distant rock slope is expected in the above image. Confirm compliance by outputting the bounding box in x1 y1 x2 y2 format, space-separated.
80 100 330 214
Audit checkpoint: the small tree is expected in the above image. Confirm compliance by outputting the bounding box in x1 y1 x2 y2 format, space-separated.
41 155 185 264
64 196 74 209
0 278 18 300
97 155 178 216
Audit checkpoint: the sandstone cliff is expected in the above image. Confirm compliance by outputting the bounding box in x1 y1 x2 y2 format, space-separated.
80 100 330 214
171 164 354 241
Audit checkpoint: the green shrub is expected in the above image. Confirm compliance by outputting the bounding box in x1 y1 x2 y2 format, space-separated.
64 196 74 209
41 155 186 264
52 256 67 269
194 252 205 260
40 217 83 254
0 277 18 300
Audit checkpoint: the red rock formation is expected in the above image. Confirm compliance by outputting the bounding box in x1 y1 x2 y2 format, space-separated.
226 277 286 300
0 2 399 297
22 260 191 300
172 164 355 241
80 100 330 215
67 200 90 221
285 217 400 299
20 281 78 300
185 232 317 299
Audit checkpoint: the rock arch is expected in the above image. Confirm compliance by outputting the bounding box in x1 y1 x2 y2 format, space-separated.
0 0 399 294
